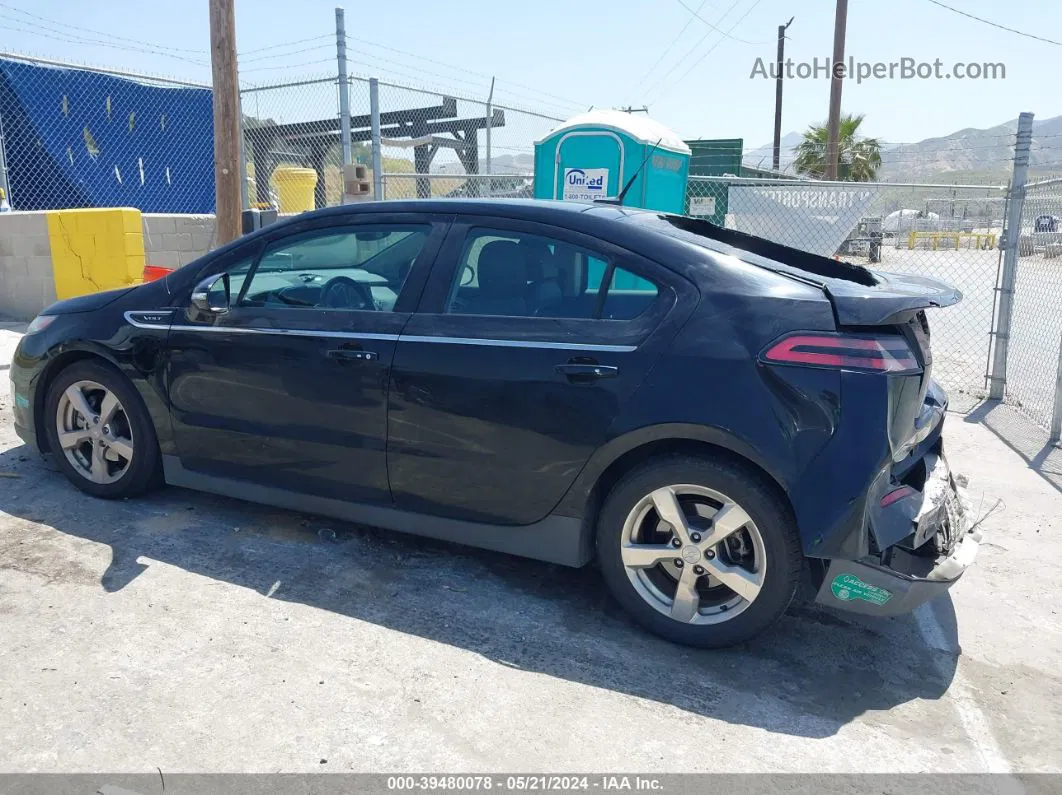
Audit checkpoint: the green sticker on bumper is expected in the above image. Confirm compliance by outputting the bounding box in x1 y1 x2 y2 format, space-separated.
831 574 892 606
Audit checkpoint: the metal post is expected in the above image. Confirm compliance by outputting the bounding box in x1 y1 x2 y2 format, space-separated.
988 111 1035 400
238 93 249 211
1051 334 1062 443
485 76 495 198
369 77 383 200
335 7 352 169
0 106 10 207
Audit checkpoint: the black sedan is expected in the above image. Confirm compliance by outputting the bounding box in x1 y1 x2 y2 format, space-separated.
8 199 981 647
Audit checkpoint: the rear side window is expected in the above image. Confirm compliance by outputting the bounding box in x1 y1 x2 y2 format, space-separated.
445 227 659 320
585 257 659 320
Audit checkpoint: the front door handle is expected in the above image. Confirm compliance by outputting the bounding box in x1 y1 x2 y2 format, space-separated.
555 363 618 382
327 349 378 362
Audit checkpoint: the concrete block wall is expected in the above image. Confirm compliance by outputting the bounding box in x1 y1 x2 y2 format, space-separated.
143 214 217 268
0 212 58 320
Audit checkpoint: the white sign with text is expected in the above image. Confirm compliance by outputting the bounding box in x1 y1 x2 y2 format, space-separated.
562 168 609 201
689 196 716 216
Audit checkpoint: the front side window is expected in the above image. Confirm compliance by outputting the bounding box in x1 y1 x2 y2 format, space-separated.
445 227 658 320
238 224 430 312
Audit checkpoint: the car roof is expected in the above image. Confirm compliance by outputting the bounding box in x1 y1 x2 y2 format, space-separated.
294 197 639 223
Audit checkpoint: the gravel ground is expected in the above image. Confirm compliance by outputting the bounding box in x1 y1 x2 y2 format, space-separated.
0 323 1060 775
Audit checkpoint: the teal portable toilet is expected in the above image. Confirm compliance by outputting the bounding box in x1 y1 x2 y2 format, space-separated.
534 110 691 213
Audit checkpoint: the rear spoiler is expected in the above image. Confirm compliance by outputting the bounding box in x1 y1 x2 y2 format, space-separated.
657 215 961 326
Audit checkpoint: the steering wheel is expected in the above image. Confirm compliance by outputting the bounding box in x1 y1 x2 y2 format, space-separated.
319 276 375 310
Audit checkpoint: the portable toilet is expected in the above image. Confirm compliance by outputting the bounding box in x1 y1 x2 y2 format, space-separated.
534 110 691 213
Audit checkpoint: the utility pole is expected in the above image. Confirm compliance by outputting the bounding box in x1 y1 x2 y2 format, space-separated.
823 0 848 180
772 16 794 172
209 0 241 245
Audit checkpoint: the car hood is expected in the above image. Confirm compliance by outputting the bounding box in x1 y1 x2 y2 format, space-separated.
42 286 137 316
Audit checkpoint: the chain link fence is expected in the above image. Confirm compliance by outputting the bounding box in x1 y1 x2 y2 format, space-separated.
686 176 1007 411
0 51 1050 425
369 80 557 201
0 54 563 214
238 76 559 208
240 74 343 209
1003 177 1062 429
0 53 214 213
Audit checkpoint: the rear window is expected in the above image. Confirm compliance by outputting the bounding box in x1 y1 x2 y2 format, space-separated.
627 213 878 287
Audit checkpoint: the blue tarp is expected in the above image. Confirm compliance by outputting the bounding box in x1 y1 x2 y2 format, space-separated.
0 58 214 212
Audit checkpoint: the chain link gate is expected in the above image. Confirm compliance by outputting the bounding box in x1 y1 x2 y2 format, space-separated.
1002 176 1062 432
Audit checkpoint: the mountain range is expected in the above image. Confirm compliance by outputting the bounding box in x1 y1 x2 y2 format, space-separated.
744 116 1062 182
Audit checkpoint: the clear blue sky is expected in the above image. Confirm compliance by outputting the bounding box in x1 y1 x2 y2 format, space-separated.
1 0 1055 152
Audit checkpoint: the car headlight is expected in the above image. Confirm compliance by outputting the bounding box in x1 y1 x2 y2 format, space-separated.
25 314 57 335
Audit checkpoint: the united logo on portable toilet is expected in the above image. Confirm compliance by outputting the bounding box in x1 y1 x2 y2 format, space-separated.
562 168 609 201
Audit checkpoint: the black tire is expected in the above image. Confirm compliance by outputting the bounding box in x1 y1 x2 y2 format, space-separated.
43 359 162 499
596 455 802 648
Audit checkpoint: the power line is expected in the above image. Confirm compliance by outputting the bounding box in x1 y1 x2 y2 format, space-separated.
347 35 587 111
350 53 578 116
641 0 745 100
0 0 206 55
0 19 209 67
674 0 767 44
239 43 334 64
633 0 709 94
239 34 333 57
240 57 336 74
648 0 766 103
926 0 1061 46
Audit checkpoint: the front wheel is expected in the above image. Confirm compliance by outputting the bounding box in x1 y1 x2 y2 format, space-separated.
597 456 802 648
43 360 162 499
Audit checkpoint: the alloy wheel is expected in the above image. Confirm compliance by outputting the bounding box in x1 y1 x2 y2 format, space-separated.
54 380 135 485
620 484 767 625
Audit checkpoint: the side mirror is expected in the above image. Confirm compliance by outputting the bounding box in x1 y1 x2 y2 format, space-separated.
191 273 230 314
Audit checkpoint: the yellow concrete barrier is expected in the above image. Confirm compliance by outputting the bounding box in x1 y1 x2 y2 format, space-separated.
45 208 145 300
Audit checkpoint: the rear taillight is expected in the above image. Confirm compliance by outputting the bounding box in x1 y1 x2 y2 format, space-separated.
880 485 917 507
143 264 173 282
761 333 920 374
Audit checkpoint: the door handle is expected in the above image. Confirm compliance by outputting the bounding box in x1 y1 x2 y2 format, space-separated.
555 363 618 381
327 349 378 362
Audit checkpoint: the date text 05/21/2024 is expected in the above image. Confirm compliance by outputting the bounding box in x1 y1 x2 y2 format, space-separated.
386 776 664 791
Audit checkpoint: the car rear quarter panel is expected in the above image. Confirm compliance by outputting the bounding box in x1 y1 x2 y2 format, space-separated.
556 247 883 559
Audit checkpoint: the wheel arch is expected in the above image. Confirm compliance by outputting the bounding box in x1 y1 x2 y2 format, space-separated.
33 344 124 454
557 424 796 557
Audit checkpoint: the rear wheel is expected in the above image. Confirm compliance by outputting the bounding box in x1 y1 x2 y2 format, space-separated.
597 455 802 648
43 360 161 499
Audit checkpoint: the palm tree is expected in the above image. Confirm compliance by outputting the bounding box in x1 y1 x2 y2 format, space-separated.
793 113 882 182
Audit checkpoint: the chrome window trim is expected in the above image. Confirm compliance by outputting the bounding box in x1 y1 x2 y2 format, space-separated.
123 312 635 352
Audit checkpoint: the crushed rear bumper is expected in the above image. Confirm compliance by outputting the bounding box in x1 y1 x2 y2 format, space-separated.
814 449 980 616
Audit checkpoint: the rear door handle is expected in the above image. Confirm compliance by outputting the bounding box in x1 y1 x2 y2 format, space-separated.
327 349 378 362
555 363 618 381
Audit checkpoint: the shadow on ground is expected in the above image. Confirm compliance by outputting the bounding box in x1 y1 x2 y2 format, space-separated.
0 444 958 739
964 399 1062 493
